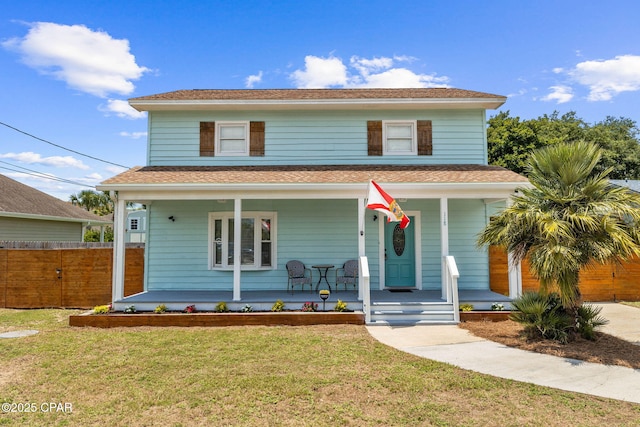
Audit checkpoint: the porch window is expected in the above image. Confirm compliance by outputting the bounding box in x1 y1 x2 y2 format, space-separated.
209 212 276 269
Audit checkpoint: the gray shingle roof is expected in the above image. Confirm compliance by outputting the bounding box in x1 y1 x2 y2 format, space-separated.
0 174 111 223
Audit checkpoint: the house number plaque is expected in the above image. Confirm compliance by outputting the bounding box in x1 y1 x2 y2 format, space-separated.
392 224 405 256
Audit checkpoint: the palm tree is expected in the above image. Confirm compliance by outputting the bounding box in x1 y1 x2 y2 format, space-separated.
70 190 113 215
478 141 640 317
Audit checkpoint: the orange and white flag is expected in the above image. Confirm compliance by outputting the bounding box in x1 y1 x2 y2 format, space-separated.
366 180 410 229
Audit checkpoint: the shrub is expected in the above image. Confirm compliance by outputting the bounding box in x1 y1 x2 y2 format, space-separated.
184 304 196 313
214 302 229 313
124 305 136 313
93 305 110 314
271 300 285 312
241 304 253 313
459 303 474 312
334 300 348 312
154 304 167 314
510 292 573 343
576 304 609 340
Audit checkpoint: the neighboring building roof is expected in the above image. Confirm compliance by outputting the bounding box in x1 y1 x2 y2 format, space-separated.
129 88 507 111
611 180 640 193
0 174 112 224
100 164 528 187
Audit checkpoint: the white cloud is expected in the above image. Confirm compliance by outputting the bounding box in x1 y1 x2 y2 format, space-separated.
2 22 149 97
0 151 89 169
290 55 348 88
289 54 449 89
100 99 147 119
541 85 574 104
245 71 263 88
568 55 640 101
119 131 147 139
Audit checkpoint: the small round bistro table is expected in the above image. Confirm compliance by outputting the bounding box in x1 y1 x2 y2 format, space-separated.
312 264 334 291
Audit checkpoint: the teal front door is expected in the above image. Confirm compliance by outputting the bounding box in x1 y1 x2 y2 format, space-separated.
384 218 416 287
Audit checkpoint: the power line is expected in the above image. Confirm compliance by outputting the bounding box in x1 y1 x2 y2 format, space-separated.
0 162 96 188
0 120 131 169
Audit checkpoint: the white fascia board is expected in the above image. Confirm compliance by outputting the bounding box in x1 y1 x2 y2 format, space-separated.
100 181 528 202
129 98 506 112
0 211 112 225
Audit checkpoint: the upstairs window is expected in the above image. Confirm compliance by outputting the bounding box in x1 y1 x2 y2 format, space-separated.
368 120 432 156
383 121 416 155
200 121 265 157
216 122 249 156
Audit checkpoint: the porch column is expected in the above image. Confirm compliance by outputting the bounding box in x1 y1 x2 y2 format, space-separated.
233 198 241 301
111 193 126 303
358 197 365 301
440 197 449 300
506 197 522 298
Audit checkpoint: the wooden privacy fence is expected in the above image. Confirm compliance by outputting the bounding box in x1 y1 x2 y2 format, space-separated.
0 245 144 309
489 246 640 301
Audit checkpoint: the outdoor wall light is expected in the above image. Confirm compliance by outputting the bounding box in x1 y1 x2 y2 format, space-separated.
373 215 378 221
168 216 175 222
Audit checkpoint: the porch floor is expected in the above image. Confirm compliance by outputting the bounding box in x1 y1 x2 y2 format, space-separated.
114 289 510 312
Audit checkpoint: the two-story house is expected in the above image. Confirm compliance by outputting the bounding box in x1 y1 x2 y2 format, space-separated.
99 88 528 324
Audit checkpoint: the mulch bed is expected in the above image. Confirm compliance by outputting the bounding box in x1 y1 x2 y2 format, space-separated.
459 319 640 369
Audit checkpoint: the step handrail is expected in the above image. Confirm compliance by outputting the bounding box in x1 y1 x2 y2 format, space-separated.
359 256 371 323
444 255 460 323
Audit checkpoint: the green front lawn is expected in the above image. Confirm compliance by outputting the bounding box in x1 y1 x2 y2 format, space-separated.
0 309 638 426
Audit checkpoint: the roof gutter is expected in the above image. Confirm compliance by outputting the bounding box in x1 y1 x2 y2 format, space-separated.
129 97 507 112
0 211 112 225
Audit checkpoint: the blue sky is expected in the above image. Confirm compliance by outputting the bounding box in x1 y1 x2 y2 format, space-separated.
1 0 639 200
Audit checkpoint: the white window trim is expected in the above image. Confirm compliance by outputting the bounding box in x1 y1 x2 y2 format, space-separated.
214 121 250 156
208 211 277 270
382 120 417 155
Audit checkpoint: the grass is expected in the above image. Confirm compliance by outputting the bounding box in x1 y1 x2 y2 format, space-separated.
621 301 640 309
1 309 639 426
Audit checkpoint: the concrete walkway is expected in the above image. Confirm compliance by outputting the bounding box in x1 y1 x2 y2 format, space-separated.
367 303 640 404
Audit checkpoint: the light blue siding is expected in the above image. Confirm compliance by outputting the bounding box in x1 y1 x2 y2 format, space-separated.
448 199 491 290
143 198 489 292
145 200 362 291
147 110 487 166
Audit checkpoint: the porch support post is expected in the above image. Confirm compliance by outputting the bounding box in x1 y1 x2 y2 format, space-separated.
233 198 242 301
358 197 365 301
112 192 126 303
440 197 449 301
505 197 522 299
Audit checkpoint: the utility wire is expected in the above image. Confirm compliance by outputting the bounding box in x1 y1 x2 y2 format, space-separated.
0 162 95 188
0 121 130 169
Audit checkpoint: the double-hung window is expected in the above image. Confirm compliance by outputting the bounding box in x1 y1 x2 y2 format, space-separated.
209 212 276 270
383 121 417 155
215 122 249 156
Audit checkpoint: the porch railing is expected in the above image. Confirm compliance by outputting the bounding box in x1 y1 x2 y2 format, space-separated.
359 256 371 324
444 255 461 323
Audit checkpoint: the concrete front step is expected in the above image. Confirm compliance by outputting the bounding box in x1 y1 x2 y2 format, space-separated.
371 301 457 324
